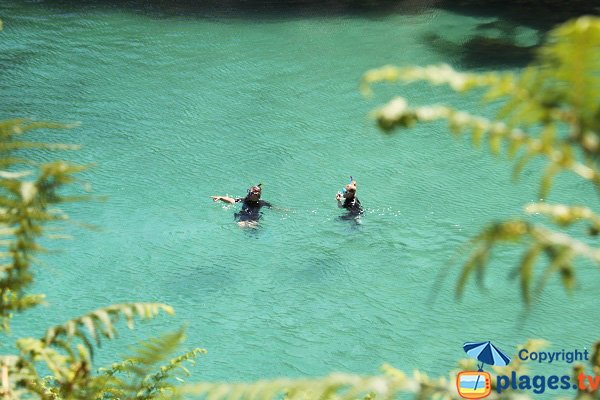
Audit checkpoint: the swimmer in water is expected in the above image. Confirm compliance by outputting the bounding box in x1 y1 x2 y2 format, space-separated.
336 179 363 218
211 184 272 228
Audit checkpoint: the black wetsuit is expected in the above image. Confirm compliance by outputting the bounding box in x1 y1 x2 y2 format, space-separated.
342 197 363 216
234 197 272 222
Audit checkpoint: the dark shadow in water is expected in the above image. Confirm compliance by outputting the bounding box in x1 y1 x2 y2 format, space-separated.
2 0 597 81
174 261 237 295
337 214 363 230
20 0 443 20
11 0 598 22
0 49 37 72
294 255 348 282
425 1 598 69
17 0 595 71
423 29 538 69
438 0 599 32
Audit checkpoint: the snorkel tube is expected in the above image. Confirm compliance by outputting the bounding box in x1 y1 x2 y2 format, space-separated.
341 176 353 194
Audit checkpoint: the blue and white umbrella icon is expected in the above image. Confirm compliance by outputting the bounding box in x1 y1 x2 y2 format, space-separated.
464 341 511 369
463 341 511 391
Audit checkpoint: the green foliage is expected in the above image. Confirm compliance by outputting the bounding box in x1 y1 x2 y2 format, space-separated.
175 340 561 400
92 329 206 400
179 365 422 400
0 119 203 400
362 16 600 305
42 303 175 350
10 303 175 399
0 119 87 331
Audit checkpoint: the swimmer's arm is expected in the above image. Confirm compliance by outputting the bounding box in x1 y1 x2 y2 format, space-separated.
335 192 344 208
210 195 238 204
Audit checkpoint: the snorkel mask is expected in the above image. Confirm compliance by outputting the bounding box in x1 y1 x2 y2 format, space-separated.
341 176 353 194
247 183 262 196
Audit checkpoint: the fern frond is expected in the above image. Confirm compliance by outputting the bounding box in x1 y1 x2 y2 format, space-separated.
541 17 600 138
177 364 469 400
94 330 205 400
0 119 87 331
14 305 175 399
525 203 600 233
43 303 174 350
361 64 510 95
128 328 186 368
362 64 561 132
456 220 599 304
0 119 73 138
141 347 207 392
136 341 206 398
372 99 599 195
1 354 64 400
179 373 406 400
364 16 600 208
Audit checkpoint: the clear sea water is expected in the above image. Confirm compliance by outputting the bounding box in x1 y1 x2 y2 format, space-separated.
0 0 598 394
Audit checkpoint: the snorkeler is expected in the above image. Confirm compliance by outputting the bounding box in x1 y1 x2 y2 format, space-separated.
336 179 363 216
211 184 272 227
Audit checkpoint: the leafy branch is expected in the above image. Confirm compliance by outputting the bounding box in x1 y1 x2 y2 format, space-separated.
177 340 557 400
7 303 175 400
456 220 600 304
363 16 600 305
0 119 88 331
367 100 598 197
98 329 206 400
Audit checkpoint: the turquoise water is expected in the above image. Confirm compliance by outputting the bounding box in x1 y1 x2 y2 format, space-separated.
0 0 598 391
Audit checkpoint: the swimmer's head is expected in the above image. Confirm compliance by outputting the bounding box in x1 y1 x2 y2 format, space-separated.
344 181 357 199
246 183 262 200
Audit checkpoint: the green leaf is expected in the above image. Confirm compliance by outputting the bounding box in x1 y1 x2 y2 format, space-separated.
519 244 542 304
